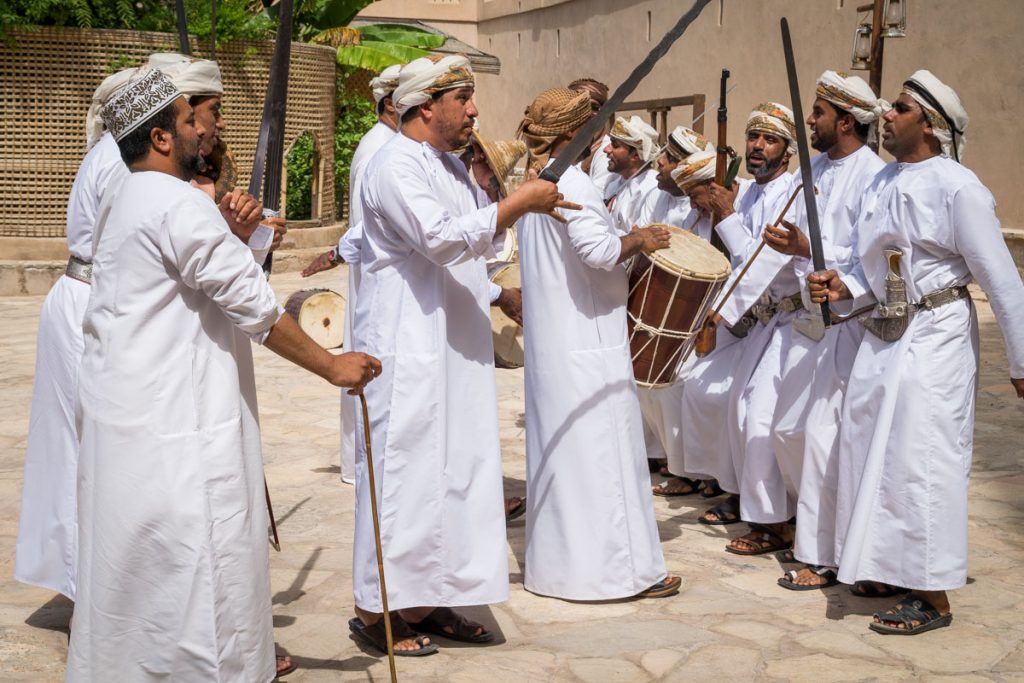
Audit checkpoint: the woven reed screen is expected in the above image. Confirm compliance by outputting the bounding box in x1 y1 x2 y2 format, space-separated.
0 26 336 238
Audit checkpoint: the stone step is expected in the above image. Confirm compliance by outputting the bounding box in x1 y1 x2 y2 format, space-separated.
281 223 345 251
0 260 64 296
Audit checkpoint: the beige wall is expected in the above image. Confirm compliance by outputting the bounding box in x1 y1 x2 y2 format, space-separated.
366 0 1024 231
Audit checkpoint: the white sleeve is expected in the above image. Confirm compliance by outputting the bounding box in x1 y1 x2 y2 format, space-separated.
161 195 283 344
953 183 1024 377
566 199 622 271
337 222 362 263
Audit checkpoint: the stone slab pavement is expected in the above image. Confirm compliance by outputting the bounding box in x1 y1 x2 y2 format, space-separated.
0 267 1021 682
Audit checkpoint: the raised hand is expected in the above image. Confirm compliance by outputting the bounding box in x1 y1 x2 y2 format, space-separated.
707 181 739 220
219 188 264 242
764 219 811 258
515 168 583 224
806 269 852 304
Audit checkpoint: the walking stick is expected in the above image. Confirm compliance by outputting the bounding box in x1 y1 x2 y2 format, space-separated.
360 393 398 683
264 481 281 551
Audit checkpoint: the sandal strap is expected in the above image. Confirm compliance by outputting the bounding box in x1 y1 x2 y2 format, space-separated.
874 599 940 628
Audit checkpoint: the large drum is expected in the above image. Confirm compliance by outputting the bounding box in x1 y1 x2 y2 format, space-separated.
284 289 346 349
627 225 731 387
488 262 524 368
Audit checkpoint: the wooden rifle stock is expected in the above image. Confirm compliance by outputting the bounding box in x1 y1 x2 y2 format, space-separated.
709 68 733 257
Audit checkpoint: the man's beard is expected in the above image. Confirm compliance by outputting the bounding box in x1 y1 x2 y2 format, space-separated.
174 138 204 179
811 125 837 152
747 149 787 179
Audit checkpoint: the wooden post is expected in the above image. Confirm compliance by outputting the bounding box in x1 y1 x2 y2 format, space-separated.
867 0 885 152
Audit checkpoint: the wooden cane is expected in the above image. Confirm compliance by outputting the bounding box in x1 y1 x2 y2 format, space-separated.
360 393 398 683
689 182 809 359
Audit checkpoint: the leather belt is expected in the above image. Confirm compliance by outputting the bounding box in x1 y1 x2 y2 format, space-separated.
65 256 92 284
751 292 804 326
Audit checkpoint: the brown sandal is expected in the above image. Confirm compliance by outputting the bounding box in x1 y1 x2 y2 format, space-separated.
348 614 439 656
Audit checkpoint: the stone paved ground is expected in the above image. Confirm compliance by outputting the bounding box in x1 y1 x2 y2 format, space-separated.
0 268 1022 682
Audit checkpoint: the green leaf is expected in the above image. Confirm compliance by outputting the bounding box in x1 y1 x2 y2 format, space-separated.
335 43 430 71
311 0 373 31
358 25 447 48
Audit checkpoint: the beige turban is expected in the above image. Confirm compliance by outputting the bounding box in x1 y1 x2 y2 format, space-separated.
815 70 888 124
666 125 713 161
516 88 592 171
746 102 797 154
100 69 182 142
902 70 969 162
670 149 716 192
393 54 474 116
609 115 660 163
471 130 527 198
86 65 144 150
370 63 403 105
147 53 223 99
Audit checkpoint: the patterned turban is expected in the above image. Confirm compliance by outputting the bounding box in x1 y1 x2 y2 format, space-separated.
815 70 888 124
670 149 716 193
393 54 474 116
147 53 223 100
100 69 181 142
902 70 969 162
746 102 797 154
665 125 713 161
609 115 660 163
86 65 144 150
516 88 592 171
370 63 403 106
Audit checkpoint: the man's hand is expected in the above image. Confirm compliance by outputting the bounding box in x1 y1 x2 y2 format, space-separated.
807 269 852 304
1011 377 1024 400
495 287 523 327
219 188 263 242
263 216 287 252
707 181 739 221
301 249 338 277
764 219 811 258
633 224 672 254
509 168 583 225
329 352 382 394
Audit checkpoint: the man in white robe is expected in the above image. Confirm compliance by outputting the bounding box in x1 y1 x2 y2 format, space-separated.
302 63 403 484
349 55 572 653
15 55 266 606
680 105 796 533
68 69 380 682
764 72 886 590
568 77 615 196
809 71 1024 634
516 87 679 601
637 127 717 497
604 115 660 235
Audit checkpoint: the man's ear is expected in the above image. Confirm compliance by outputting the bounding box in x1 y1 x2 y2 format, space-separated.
418 99 434 123
150 126 173 155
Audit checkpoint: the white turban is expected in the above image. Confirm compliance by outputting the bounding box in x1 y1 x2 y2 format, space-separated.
100 69 182 142
147 53 223 99
815 70 888 124
902 69 969 162
370 63 403 105
609 115 660 163
670 148 716 192
85 65 144 150
666 125 713 160
746 102 797 154
393 54 474 116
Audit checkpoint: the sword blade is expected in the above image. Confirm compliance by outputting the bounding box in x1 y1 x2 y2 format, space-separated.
175 0 191 55
780 17 831 326
248 0 294 208
540 0 713 183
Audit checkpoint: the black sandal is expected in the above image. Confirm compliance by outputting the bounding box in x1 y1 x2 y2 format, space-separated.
698 495 741 525
700 479 724 498
725 524 792 556
653 477 701 497
410 607 493 644
778 565 838 591
349 614 439 656
869 598 953 635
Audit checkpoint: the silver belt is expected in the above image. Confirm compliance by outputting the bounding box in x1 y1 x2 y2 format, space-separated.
915 285 969 311
750 292 804 326
65 256 92 284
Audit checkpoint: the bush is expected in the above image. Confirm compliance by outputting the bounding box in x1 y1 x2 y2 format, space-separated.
334 66 377 220
285 132 315 220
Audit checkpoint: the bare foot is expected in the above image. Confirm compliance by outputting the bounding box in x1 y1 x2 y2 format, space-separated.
355 607 433 653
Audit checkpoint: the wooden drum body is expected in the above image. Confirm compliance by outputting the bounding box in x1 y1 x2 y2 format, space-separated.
488 262 524 369
284 289 346 349
627 225 731 387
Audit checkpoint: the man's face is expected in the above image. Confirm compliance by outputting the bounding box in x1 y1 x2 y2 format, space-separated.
575 84 606 118
431 87 478 151
807 98 839 152
191 95 224 157
170 98 204 178
469 143 500 197
745 130 790 181
882 93 930 159
686 181 713 213
655 151 683 194
605 138 642 177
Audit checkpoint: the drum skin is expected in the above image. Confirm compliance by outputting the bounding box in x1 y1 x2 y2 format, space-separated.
488 262 524 369
627 226 730 386
284 289 346 349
